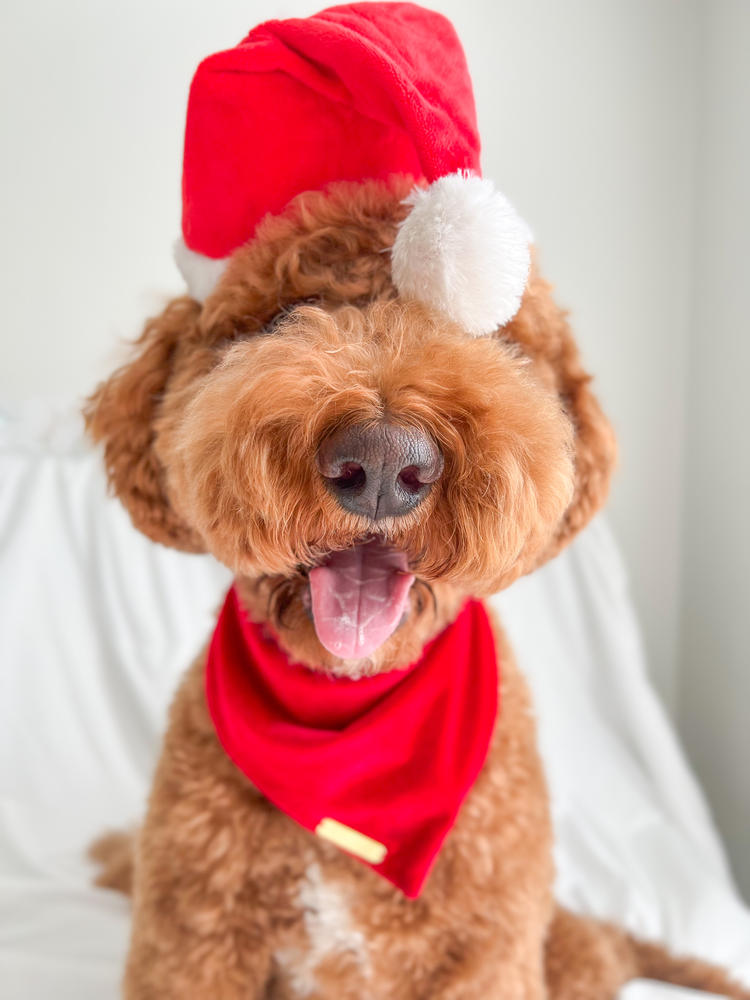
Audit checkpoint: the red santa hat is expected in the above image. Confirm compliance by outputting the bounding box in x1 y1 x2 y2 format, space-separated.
175 2 531 335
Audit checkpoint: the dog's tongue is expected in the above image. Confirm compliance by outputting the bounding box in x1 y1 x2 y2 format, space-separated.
309 541 415 659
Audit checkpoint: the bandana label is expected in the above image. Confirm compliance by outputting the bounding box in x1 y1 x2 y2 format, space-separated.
206 586 499 897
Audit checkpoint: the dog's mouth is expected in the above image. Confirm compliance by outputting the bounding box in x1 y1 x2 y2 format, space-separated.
307 539 415 659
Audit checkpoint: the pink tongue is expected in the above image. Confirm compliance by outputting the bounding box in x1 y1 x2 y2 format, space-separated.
309 541 415 659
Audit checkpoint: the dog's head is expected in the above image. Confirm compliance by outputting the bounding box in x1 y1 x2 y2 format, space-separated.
86 178 615 674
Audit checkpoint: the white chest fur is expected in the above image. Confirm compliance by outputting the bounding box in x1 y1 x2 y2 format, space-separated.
274 862 371 997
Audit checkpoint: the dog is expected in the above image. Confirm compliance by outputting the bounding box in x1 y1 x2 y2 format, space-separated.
85 177 749 999
84 5 750 998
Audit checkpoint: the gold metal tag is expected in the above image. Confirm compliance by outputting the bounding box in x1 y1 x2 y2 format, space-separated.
314 818 388 864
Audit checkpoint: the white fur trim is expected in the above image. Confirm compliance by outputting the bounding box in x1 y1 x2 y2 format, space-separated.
391 172 532 336
173 238 229 302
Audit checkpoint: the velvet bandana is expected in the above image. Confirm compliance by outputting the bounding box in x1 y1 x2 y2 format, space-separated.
206 586 499 897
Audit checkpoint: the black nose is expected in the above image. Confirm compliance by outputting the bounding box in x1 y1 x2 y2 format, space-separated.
317 421 444 520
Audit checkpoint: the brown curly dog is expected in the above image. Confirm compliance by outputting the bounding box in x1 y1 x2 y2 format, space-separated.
85 177 749 1000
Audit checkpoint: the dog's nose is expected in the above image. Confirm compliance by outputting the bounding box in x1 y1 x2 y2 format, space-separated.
317 422 443 520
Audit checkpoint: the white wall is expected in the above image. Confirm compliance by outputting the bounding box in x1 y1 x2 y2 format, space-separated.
678 0 750 899
0 1 745 891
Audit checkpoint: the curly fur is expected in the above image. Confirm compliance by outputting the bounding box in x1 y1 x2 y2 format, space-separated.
85 177 747 999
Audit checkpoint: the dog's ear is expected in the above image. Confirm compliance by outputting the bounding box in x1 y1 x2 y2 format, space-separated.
505 265 617 565
84 296 205 551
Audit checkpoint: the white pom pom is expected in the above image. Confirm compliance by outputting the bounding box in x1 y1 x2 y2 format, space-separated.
391 172 532 336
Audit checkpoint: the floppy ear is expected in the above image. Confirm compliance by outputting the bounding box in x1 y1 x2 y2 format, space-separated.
84 296 205 551
504 264 617 565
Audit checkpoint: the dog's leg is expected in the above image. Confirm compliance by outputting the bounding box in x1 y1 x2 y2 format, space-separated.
122 659 302 1000
416 944 547 1000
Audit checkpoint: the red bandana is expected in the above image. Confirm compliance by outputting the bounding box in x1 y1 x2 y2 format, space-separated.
205 587 499 898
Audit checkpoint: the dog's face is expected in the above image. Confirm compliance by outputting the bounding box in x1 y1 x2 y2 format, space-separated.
86 179 615 674
164 298 575 671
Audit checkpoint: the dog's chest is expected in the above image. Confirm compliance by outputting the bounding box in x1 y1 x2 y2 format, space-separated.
273 861 371 997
